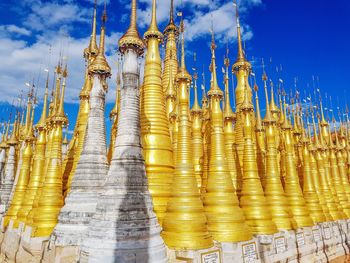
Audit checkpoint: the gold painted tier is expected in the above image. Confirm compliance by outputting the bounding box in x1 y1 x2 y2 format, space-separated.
239 92 277 235
162 26 213 248
263 118 293 230
141 0 174 225
16 127 46 224
4 139 33 227
202 36 252 242
281 124 314 228
191 77 203 189
32 123 64 237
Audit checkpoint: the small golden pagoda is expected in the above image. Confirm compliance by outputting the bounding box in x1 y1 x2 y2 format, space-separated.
4 104 34 227
162 20 213 249
190 72 203 189
223 54 238 192
261 83 293 230
202 31 252 242
16 74 49 224
239 84 277 235
141 0 174 225
32 64 68 237
163 0 179 118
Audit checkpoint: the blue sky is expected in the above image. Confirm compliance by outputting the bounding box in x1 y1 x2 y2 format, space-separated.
0 0 349 140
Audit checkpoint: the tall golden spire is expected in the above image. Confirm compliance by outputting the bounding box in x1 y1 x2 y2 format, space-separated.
141 0 174 226
53 63 62 115
33 62 68 236
240 84 277 234
17 83 49 224
56 64 68 119
332 120 350 217
311 111 342 220
223 54 238 191
234 0 245 63
269 82 280 120
85 0 98 59
202 30 252 242
37 72 49 127
299 114 326 224
224 54 234 119
262 82 293 230
190 72 203 188
165 54 177 118
163 0 179 96
162 20 213 249
232 0 253 174
191 73 201 112
4 109 34 227
306 117 332 222
254 84 263 131
279 103 314 228
88 2 111 76
118 0 144 54
254 83 266 189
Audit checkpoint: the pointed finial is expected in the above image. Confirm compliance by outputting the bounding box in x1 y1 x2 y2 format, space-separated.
311 107 319 146
7 115 19 146
170 0 175 25
144 0 163 40
241 78 253 111
176 19 191 82
191 72 201 111
56 63 68 125
180 19 185 69
254 80 263 131
208 25 223 97
333 119 342 149
164 0 179 36
269 80 279 116
262 70 273 123
37 70 49 127
224 51 234 118
234 0 246 63
86 0 98 58
25 106 35 141
119 0 145 55
201 69 208 106
89 0 111 76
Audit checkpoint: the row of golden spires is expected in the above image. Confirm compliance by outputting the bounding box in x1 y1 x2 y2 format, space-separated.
0 0 350 253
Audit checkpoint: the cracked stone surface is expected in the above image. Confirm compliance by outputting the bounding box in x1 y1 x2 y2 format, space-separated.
52 74 109 247
80 50 167 263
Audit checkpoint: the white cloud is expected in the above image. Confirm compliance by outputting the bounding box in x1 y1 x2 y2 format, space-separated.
137 0 261 42
0 31 122 105
0 25 31 37
22 0 90 32
0 0 261 105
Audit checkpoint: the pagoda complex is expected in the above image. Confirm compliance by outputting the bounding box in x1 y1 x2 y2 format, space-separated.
0 0 350 262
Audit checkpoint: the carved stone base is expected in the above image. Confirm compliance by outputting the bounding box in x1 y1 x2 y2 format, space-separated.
41 237 79 263
16 226 48 263
254 231 298 263
293 226 317 263
310 225 328 263
167 245 221 263
321 221 346 261
220 239 261 263
0 220 24 263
